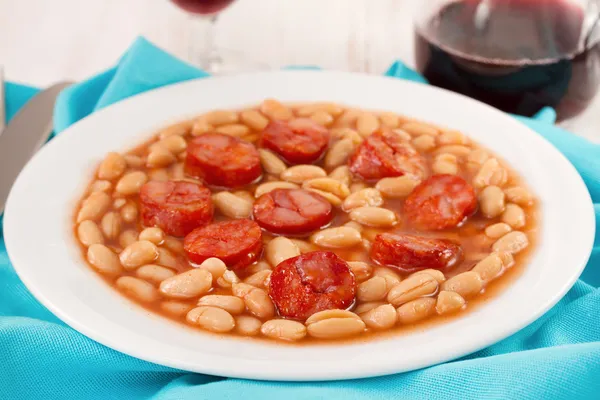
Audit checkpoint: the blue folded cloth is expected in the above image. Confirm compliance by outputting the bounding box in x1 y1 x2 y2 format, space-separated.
2 37 600 400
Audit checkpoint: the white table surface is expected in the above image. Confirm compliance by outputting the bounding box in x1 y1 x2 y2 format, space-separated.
0 0 598 141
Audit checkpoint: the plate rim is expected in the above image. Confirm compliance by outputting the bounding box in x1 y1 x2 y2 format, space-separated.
4 70 595 381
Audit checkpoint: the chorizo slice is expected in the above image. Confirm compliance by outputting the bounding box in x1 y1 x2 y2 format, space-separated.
261 119 329 164
404 174 477 230
185 133 262 188
183 219 263 270
348 130 425 180
140 180 213 237
269 251 356 320
253 188 333 236
371 233 462 273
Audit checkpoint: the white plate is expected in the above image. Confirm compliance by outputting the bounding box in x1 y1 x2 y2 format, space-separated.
4 71 595 381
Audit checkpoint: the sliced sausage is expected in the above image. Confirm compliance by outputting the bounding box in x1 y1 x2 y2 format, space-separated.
253 188 333 236
183 219 263 270
185 133 262 188
348 130 426 181
371 233 462 273
261 119 329 164
140 180 213 237
269 251 356 320
404 174 477 230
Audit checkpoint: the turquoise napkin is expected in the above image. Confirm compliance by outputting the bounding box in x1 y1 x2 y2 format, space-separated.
2 37 600 400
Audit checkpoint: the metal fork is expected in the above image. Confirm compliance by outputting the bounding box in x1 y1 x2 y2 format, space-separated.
0 66 5 132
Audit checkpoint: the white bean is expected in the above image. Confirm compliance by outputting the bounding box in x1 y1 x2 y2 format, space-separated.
342 189 383 211
212 192 252 218
197 295 245 314
215 124 250 137
120 202 138 223
197 257 227 281
357 276 389 302
217 270 240 288
204 110 239 126
191 118 212 136
306 310 366 339
349 207 398 228
77 220 104 247
119 230 138 249
136 264 176 283
441 271 483 298
329 165 352 187
303 178 350 199
77 192 111 222
116 277 159 303
87 244 122 275
159 268 213 299
504 186 534 206
479 185 506 218
261 320 307 341
348 261 372 282
97 152 127 180
387 274 438 306
402 121 439 136
160 301 194 317
485 223 512 239
260 99 292 121
119 240 159 270
186 306 235 333
89 180 112 193
310 227 362 248
266 237 300 267
360 304 397 330
471 253 504 283
138 227 165 245
379 112 401 128
492 231 529 254
324 138 354 169
435 291 466 315
100 212 121 240
502 203 526 228
258 149 287 176
473 158 501 188
243 287 275 319
310 110 334 126
376 176 421 198
240 110 269 130
306 189 342 207
280 165 327 183
147 146 176 168
235 315 262 336
159 135 187 154
396 297 437 324
412 135 436 152
432 153 458 175
438 130 468 145
115 171 148 195
356 112 380 137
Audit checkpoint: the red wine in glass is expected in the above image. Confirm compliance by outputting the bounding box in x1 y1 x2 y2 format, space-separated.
414 0 600 121
171 0 235 15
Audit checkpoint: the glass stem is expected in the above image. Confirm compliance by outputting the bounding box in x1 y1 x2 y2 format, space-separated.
190 14 222 74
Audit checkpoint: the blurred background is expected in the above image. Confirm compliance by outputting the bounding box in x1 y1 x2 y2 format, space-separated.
1 0 598 141
0 0 418 85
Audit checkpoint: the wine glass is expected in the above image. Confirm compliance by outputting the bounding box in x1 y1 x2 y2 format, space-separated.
171 0 269 74
413 0 600 122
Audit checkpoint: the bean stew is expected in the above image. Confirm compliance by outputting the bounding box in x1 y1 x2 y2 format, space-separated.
74 100 538 342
